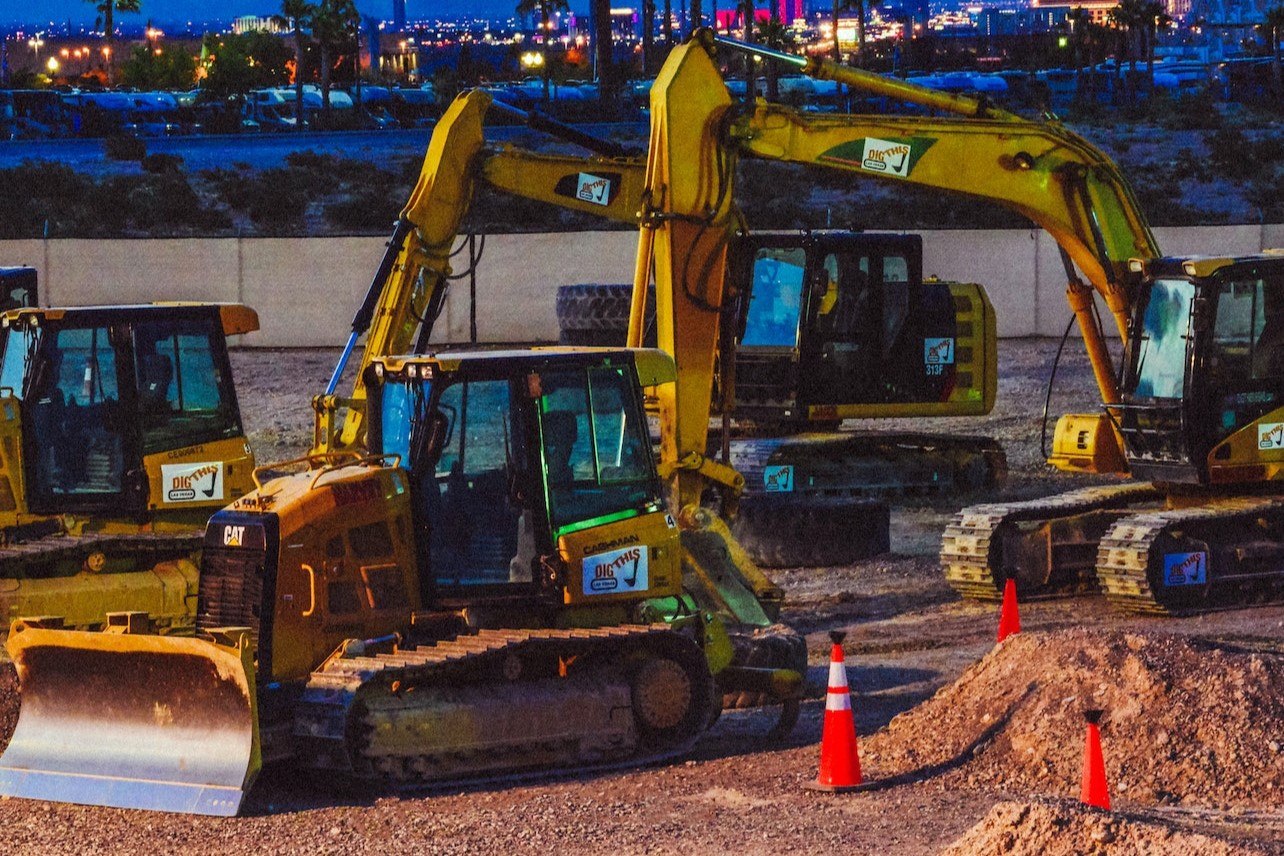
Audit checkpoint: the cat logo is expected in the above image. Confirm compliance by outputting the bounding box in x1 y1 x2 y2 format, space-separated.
223 525 246 547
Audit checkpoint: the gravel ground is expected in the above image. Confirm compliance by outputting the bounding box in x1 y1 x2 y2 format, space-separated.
1 338 1282 854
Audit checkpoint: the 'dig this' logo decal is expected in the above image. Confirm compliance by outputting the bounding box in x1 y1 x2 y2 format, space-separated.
1163 551 1207 586
817 136 935 180
1259 422 1284 450
583 545 648 595
576 172 612 206
161 461 224 503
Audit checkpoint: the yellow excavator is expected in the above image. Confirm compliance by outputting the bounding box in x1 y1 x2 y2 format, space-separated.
686 33 1284 614
0 293 258 633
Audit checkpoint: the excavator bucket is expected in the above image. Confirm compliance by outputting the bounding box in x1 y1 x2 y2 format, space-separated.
0 621 260 817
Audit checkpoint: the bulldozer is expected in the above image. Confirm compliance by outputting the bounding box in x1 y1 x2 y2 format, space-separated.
0 298 258 632
0 345 799 815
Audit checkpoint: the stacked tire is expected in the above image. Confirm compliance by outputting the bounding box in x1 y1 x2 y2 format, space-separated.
555 283 655 347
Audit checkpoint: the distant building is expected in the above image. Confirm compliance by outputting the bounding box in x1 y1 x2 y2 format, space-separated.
393 0 406 31
232 16 284 35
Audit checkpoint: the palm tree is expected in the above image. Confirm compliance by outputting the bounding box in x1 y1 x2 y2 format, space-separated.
1141 0 1170 92
86 0 141 83
272 0 315 130
1108 0 1147 103
830 0 875 66
591 0 618 106
312 0 359 121
1066 7 1091 94
1260 4 1284 96
756 10 789 100
516 0 570 102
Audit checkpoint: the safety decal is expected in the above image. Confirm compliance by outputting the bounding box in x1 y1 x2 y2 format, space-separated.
576 173 612 206
1163 551 1207 586
924 337 955 376
161 461 223 503
1258 422 1284 450
583 545 648 595
763 464 794 493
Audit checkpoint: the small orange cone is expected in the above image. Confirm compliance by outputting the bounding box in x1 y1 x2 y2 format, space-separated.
1080 709 1111 810
806 630 862 792
997 578 1021 642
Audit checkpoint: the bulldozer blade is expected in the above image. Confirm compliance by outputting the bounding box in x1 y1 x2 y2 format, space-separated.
0 623 261 817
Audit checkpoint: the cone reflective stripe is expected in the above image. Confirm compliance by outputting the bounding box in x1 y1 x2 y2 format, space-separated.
997 577 1021 642
807 631 862 792
1080 709 1111 810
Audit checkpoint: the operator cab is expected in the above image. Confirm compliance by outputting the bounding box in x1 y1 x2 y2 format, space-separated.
1117 255 1284 485
369 348 680 612
729 230 985 427
0 305 250 514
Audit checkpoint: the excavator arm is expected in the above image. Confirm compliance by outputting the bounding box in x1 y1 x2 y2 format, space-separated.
313 91 649 455
638 34 1164 488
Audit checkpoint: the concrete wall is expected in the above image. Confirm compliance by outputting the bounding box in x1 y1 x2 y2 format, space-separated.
1 225 1280 347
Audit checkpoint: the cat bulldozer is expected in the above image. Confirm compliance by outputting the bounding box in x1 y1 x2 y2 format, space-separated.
0 346 797 815
0 299 257 633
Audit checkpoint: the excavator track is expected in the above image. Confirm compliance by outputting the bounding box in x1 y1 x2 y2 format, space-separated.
1097 495 1284 615
729 432 1005 499
0 531 202 575
294 624 715 786
942 482 1164 600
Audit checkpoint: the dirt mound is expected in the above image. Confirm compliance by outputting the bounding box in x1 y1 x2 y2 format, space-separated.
940 800 1270 855
863 629 1284 808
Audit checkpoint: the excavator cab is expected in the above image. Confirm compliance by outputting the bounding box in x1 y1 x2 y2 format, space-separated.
728 231 995 427
1116 255 1284 485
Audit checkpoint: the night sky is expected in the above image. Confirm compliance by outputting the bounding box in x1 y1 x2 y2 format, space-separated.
8 0 539 28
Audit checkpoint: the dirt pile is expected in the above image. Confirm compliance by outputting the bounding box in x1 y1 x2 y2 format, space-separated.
862 629 1284 808
939 800 1271 855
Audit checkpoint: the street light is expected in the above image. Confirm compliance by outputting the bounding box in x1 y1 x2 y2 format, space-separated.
28 36 45 60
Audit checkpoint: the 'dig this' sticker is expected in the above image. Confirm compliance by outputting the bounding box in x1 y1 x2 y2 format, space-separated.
1163 551 1207 586
161 461 224 503
583 545 648 595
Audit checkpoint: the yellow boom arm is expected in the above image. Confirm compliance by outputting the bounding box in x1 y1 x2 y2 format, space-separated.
313 92 648 454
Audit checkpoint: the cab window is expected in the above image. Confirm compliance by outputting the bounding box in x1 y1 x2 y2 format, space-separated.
742 249 806 347
537 366 659 532
132 318 241 456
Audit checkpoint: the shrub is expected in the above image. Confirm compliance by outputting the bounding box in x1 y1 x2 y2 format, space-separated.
103 134 147 162
141 153 184 174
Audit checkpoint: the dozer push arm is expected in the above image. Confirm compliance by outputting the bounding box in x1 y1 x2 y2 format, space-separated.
314 93 649 455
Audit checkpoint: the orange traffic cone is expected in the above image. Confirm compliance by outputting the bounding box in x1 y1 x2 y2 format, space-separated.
997 578 1021 643
1080 709 1111 810
806 630 863 793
